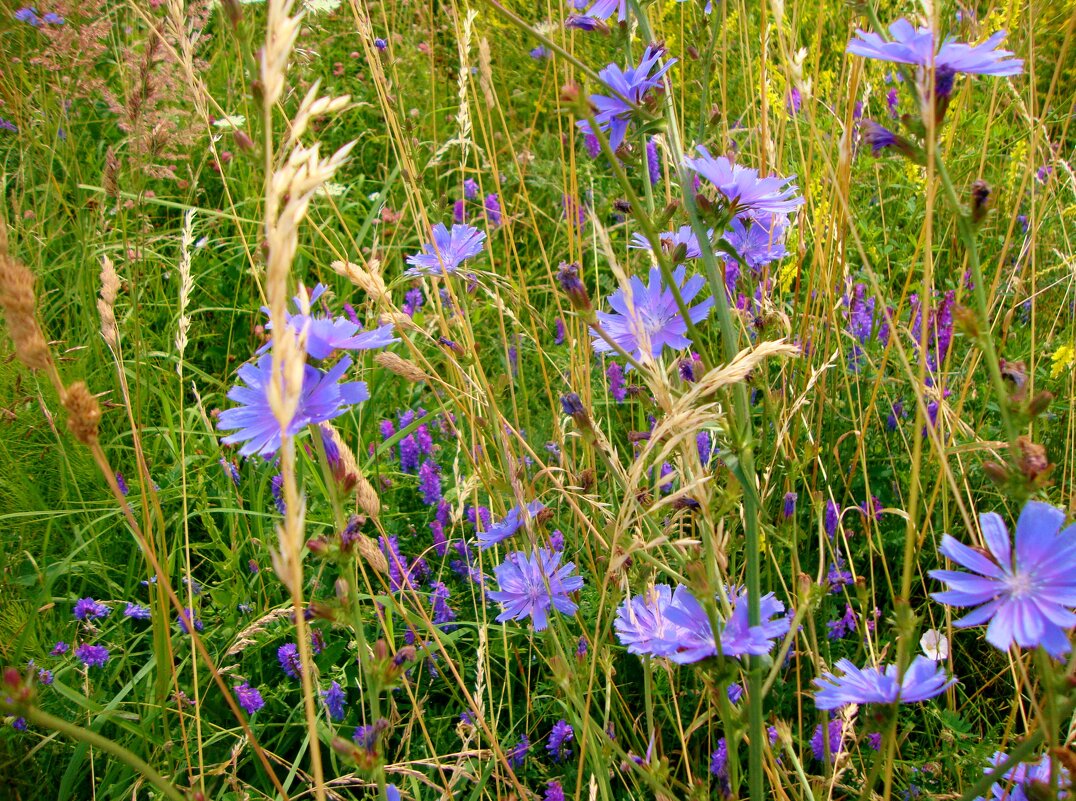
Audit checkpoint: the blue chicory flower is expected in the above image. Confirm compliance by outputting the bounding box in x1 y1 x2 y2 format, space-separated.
591 266 714 364
576 46 676 152
405 223 486 276
487 548 584 630
930 500 1076 657
813 655 956 709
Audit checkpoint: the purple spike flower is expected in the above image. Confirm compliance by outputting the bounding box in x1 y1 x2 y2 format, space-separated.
487 548 584 631
418 459 442 505
235 683 265 715
405 223 486 276
123 603 150 620
218 354 369 459
591 266 714 364
278 643 302 679
813 655 956 709
645 138 661 185
547 719 574 761
576 46 676 152
476 500 545 550
684 146 804 216
74 598 110 620
508 734 530 768
930 500 1076 657
811 719 847 763
606 361 627 402
75 644 109 668
321 681 347 721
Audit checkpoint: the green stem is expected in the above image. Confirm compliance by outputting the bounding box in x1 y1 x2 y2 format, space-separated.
9 703 188 801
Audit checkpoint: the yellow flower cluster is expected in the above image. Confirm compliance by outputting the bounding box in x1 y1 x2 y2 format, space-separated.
1051 343 1075 379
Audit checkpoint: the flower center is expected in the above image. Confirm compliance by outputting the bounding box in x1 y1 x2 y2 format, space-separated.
1004 570 1037 599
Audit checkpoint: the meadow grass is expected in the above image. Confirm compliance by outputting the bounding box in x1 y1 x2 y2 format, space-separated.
0 0 1074 799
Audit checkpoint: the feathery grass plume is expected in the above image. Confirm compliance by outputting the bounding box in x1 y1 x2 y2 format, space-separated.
97 256 120 351
174 209 195 373
0 248 52 372
430 7 477 164
375 352 429 383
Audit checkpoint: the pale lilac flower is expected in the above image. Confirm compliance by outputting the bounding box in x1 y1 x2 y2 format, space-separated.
477 500 545 550
405 223 486 276
261 283 398 359
684 146 804 216
487 548 584 631
218 354 369 459
581 0 626 22
721 212 789 270
813 655 956 709
590 266 714 364
974 751 1070 801
628 225 708 260
614 584 789 663
576 46 676 152
847 18 1023 77
930 501 1076 657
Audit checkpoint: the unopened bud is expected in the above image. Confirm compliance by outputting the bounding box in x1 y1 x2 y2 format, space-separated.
1027 390 1053 417
233 129 255 152
982 460 1010 487
556 262 591 311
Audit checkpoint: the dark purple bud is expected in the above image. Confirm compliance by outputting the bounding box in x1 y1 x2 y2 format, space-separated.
556 261 590 311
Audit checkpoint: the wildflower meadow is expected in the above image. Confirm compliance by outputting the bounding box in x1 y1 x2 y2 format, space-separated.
1 0 1075 799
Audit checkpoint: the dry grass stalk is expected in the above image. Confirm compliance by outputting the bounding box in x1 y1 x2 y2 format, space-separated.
330 258 390 304
0 251 52 373
175 208 195 371
62 382 102 445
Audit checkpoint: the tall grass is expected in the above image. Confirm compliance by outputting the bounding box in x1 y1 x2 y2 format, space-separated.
0 0 1074 799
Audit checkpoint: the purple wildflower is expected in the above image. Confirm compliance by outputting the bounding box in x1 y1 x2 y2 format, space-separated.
417 459 442 504
547 719 574 761
813 655 956 709
576 46 677 152
453 199 466 224
508 734 530 768
260 283 398 360
554 316 566 345
402 286 425 317
477 500 545 550
37 668 53 685
235 683 265 715
591 266 713 364
14 7 40 25
124 603 151 620
783 492 797 519
115 472 129 495
847 19 1023 77
431 582 456 628
487 548 584 631
930 500 1076 657
373 37 387 50
645 137 661 185
271 474 285 514
974 751 1070 801
544 780 565 801
826 604 858 639
811 719 847 763
405 223 486 276
684 146 804 216
75 644 109 668
484 194 502 226
826 553 854 593
825 500 840 538
218 354 369 459
607 361 627 402
629 225 707 261
177 608 203 633
463 178 479 199
51 641 69 656
722 212 789 270
278 643 302 679
710 738 729 778
614 584 789 663
581 0 626 22
322 681 347 721
74 598 110 620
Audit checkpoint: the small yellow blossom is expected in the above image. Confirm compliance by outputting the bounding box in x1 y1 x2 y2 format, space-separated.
1051 344 1075 379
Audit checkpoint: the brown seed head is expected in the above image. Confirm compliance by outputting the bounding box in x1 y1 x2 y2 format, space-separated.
0 252 52 371
63 382 101 445
375 351 428 383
